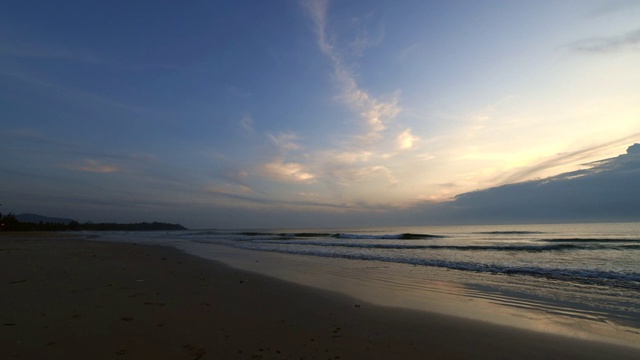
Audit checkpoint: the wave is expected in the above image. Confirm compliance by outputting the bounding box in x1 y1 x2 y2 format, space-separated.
474 231 546 235
540 238 640 243
180 229 448 240
332 233 445 239
227 243 640 290
234 232 445 240
182 230 225 236
261 241 430 250
258 240 639 252
282 232 336 238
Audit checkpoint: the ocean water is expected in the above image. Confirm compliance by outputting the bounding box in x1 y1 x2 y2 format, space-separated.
94 222 640 343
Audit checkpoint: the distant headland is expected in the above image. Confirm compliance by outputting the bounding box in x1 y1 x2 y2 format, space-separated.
0 212 187 232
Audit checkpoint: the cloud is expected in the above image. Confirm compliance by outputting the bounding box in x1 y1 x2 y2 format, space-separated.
195 2 408 206
204 182 254 197
322 150 372 164
240 114 255 133
70 159 120 173
356 95 401 143
396 42 422 63
302 0 401 144
498 133 640 184
303 0 331 53
397 128 418 150
327 165 398 186
416 152 435 161
571 27 640 53
268 132 302 152
347 14 384 57
263 160 315 183
628 143 640 154
418 143 640 224
218 169 257 194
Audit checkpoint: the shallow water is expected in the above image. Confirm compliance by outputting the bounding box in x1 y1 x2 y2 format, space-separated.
90 222 640 347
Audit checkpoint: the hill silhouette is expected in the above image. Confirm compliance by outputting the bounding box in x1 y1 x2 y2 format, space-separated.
0 212 187 231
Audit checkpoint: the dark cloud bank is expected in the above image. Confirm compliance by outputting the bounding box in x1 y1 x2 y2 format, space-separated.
416 144 640 225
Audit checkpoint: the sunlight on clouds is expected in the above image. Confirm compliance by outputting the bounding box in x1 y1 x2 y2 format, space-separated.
299 192 322 199
416 152 435 161
427 58 640 195
70 159 120 173
322 150 372 164
397 128 418 150
328 165 398 186
358 96 401 142
290 0 413 207
418 192 452 202
263 160 315 183
6 0 640 228
212 1 640 212
331 63 401 144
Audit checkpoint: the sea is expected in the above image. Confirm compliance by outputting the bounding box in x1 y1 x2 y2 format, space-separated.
93 222 640 345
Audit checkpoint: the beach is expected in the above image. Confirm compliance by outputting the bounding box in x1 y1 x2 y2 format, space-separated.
2 234 640 359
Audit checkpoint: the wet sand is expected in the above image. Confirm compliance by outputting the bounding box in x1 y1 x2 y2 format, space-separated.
2 235 640 359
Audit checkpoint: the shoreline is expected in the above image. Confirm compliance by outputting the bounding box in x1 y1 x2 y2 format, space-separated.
173 240 640 348
3 235 640 359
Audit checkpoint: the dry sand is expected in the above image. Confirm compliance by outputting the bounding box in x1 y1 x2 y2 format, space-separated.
2 234 640 359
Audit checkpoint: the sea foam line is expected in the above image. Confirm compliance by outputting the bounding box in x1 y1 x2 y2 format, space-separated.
224 242 640 290
256 240 640 252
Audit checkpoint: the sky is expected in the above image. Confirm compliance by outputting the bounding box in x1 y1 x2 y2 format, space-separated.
1 0 639 229
417 144 640 225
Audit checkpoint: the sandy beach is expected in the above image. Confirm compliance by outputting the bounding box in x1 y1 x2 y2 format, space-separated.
2 234 640 359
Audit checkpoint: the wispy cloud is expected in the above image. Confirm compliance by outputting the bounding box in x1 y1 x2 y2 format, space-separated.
302 0 400 144
498 133 640 184
262 160 316 183
240 114 255 133
254 131 311 185
396 42 422 63
216 169 257 194
348 14 384 57
224 2 412 204
204 182 254 197
321 150 372 164
571 27 640 53
322 163 398 187
268 132 302 151
69 159 120 174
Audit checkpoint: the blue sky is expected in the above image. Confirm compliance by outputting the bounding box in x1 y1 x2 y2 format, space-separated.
2 0 639 228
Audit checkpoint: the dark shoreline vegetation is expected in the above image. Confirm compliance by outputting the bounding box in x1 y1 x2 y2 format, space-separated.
0 212 187 231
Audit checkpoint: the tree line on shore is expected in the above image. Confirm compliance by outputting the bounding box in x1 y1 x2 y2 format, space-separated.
0 212 187 231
